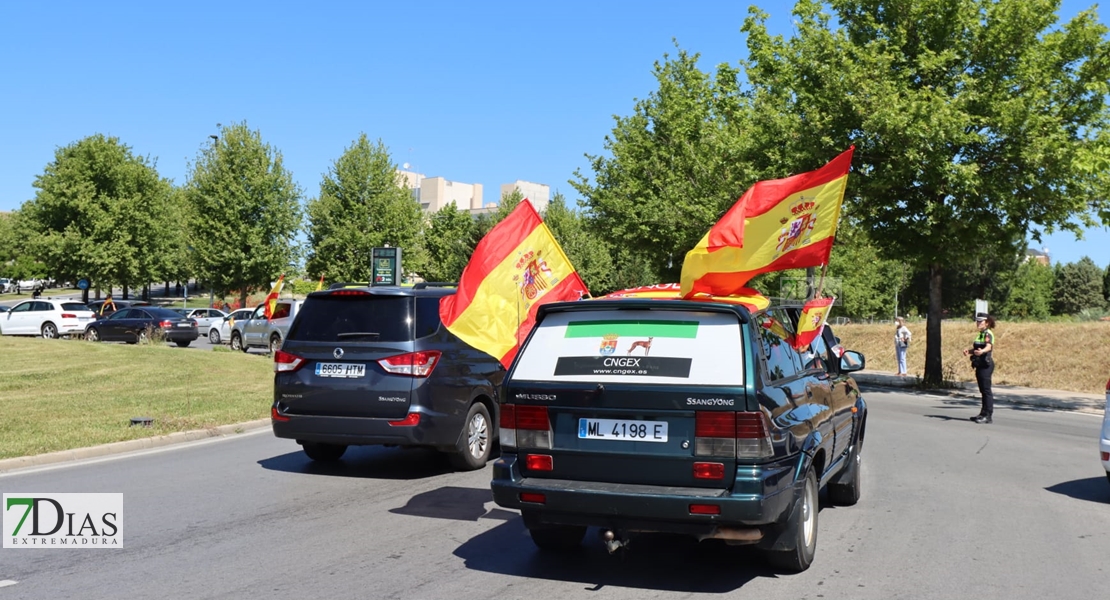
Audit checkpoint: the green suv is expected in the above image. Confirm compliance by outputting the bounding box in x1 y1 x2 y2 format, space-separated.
490 298 867 572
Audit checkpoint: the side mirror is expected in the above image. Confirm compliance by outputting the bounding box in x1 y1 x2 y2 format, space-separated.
839 350 866 373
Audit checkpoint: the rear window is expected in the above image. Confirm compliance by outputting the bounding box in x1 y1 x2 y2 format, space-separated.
289 295 414 342
511 309 745 386
61 303 89 311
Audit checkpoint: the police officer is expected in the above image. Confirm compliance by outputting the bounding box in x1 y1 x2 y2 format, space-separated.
963 313 995 423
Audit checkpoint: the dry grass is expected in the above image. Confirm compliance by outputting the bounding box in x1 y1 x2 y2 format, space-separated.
0 336 273 459
835 320 1110 394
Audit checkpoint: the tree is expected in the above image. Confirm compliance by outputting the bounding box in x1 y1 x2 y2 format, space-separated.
542 193 616 295
422 204 475 283
21 134 178 299
572 48 756 284
185 122 303 306
999 259 1055 319
743 0 1110 384
1052 256 1105 314
305 135 424 283
1103 262 1110 304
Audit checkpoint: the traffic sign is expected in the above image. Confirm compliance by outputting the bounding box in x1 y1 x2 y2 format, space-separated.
77 279 89 290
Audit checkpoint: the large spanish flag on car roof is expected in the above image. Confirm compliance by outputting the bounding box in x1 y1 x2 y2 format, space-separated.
439 200 590 368
599 283 770 313
680 147 854 298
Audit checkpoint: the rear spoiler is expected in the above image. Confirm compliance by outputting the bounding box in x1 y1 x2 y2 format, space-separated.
326 282 457 290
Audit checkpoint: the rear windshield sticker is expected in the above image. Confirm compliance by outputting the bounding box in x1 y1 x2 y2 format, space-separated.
554 356 693 378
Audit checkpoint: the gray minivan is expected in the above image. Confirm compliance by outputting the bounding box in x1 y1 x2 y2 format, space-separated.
490 298 867 572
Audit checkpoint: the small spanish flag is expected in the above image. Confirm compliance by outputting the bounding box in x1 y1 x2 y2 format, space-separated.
315 274 325 292
680 147 853 298
263 275 285 319
793 296 835 350
439 199 589 368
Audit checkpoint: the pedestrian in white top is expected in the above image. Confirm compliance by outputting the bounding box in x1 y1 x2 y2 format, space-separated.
894 317 911 376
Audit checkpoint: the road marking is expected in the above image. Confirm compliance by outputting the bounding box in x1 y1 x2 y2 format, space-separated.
0 580 18 588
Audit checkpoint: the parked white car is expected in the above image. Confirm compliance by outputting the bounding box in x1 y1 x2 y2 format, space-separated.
1101 376 1109 485
171 308 228 333
0 278 13 293
0 299 96 338
207 308 254 344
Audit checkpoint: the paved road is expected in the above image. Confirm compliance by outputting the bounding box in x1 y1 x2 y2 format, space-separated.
1 390 1108 599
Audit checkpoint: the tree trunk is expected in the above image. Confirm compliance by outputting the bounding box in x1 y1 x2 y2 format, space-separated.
924 263 944 385
164 281 170 297
122 285 129 300
239 286 248 309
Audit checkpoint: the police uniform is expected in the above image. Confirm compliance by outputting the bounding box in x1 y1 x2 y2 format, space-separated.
970 325 994 422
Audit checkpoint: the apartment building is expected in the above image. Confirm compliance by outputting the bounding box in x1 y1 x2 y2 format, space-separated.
500 180 550 214
397 170 550 216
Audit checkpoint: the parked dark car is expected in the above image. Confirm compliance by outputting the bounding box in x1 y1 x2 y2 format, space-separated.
271 283 505 470
489 299 867 572
85 299 152 318
84 306 199 347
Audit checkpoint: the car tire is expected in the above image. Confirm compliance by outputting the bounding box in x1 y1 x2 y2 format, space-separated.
175 340 191 348
231 332 245 352
86 327 100 342
269 334 282 354
208 329 221 344
41 322 58 339
301 442 347 462
765 467 818 573
448 402 492 471
828 444 862 506
528 524 587 551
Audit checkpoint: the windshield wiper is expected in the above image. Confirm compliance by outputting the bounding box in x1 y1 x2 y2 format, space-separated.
336 332 381 339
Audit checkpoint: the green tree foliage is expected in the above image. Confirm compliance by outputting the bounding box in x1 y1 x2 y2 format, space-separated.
185 122 303 306
422 204 475 283
999 259 1055 319
572 49 755 284
1103 262 1110 303
0 211 19 277
542 193 614 295
742 0 1110 383
826 225 908 320
21 134 178 295
305 135 424 282
1052 256 1106 314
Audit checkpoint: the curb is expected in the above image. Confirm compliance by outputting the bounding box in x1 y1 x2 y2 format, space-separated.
0 418 271 474
853 372 1105 415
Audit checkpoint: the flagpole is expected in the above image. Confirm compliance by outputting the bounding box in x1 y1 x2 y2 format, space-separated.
817 262 829 299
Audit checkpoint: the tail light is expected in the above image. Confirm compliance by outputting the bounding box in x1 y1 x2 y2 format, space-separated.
388 412 421 427
271 406 290 422
378 351 441 377
689 504 721 515
525 454 553 471
499 404 551 450
695 411 773 459
331 290 371 296
190 320 198 327
60 313 77 319
158 320 174 328
274 349 305 373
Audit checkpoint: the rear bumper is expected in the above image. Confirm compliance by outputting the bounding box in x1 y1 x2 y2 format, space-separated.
1100 420 1110 474
58 321 90 335
491 453 799 534
164 328 199 342
271 407 461 449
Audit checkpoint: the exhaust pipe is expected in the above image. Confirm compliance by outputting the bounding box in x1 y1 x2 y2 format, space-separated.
698 527 764 544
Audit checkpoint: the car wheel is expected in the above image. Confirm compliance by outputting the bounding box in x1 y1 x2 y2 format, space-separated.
301 442 347 462
86 327 100 342
528 524 587 551
231 332 245 352
765 467 818 573
828 444 862 506
175 340 191 348
448 403 492 471
41 322 58 339
269 334 282 354
208 329 221 344
137 330 148 344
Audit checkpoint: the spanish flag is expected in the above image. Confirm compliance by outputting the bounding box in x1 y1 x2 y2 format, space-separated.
439 199 590 368
315 274 325 292
680 147 854 298
600 283 771 313
263 274 285 319
792 296 835 350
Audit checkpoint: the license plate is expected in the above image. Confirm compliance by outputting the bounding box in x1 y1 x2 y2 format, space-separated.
315 363 366 378
78 317 90 322
578 418 668 442
176 322 191 327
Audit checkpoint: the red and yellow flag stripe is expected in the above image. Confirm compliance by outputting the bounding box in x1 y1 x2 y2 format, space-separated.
440 200 589 368
681 148 854 298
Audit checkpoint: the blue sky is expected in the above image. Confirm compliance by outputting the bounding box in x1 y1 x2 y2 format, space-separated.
1 0 1107 268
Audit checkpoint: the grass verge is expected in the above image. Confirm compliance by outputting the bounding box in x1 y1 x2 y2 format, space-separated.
0 336 273 459
835 320 1110 394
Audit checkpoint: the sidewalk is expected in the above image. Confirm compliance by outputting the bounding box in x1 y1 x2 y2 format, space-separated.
853 370 1106 415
